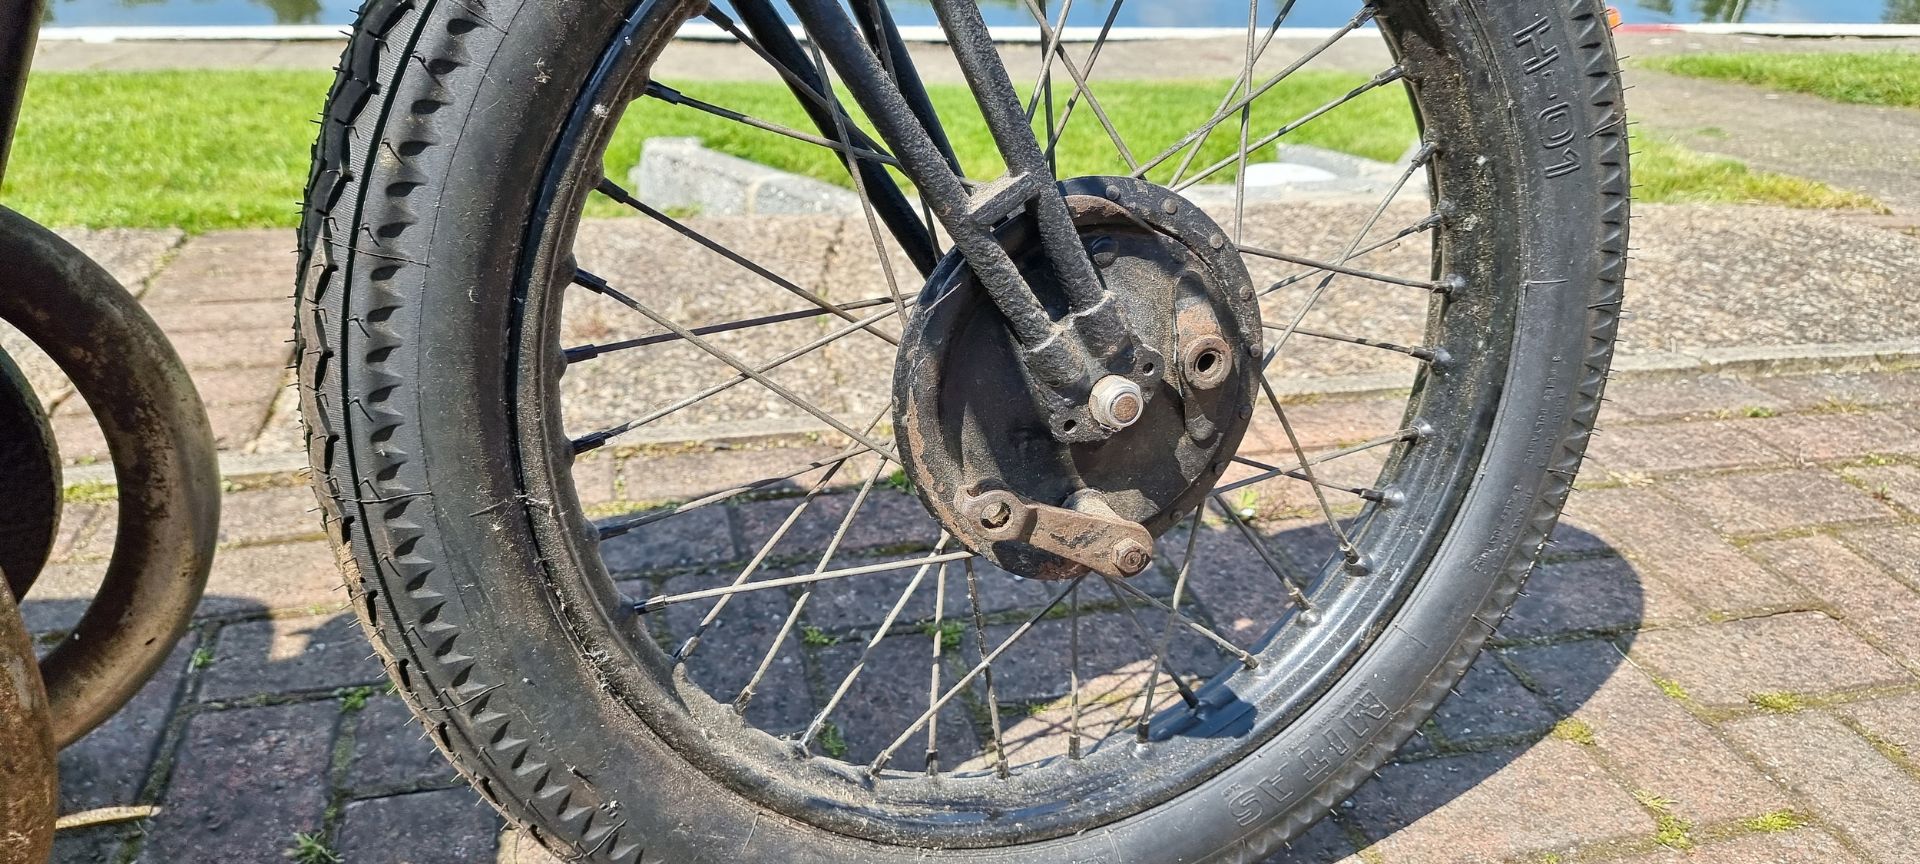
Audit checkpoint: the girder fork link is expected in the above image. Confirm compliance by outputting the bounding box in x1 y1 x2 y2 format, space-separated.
773 0 1162 443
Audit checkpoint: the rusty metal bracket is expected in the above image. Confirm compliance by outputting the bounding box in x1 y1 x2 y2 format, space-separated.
957 488 1154 579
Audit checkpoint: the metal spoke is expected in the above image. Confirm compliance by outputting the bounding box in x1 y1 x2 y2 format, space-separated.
1218 428 1420 500
1041 0 1128 163
598 442 873 541
635 551 971 614
573 268 896 459
565 294 900 365
1260 325 1436 362
1138 509 1203 742
1210 494 1316 616
593 178 900 347
968 558 1012 778
1104 577 1262 668
1258 212 1444 299
804 535 952 754
1135 6 1377 180
926 560 950 774
869 574 1088 774
1067 580 1083 760
736 457 894 714
1227 454 1384 501
803 35 913 323
674 455 855 663
1232 0 1259 242
1014 0 1137 170
1098 577 1200 709
1022 0 1078 123
1256 375 1363 569
1174 66 1407 191
1262 144 1437 367
641 82 900 168
1239 245 1446 293
1168 0 1301 183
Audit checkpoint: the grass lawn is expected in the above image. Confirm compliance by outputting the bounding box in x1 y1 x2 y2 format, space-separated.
0 69 1881 233
1642 51 1920 110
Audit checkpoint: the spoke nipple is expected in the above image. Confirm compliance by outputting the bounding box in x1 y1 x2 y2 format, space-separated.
1442 273 1469 294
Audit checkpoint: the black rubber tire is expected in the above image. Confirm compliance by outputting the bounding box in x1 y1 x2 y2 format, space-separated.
295 1 1627 861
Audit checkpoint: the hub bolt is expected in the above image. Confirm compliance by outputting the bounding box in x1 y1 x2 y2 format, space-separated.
1111 539 1152 576
1088 376 1145 430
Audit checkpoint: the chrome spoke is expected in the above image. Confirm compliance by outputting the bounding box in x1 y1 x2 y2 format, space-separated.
634 550 973 613
1014 0 1137 170
641 82 899 168
969 558 1012 778
1105 576 1261 668
1209 494 1315 615
573 268 897 459
1240 245 1446 293
869 574 1088 774
1228 454 1385 501
1138 508 1203 742
805 535 954 753
1257 373 1364 569
598 441 874 541
1135 6 1378 180
1258 212 1444 299
1174 66 1407 190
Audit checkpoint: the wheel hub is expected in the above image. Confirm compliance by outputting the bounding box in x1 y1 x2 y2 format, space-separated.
894 177 1262 580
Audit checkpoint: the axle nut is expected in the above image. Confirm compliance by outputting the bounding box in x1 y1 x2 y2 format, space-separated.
1180 334 1233 390
1111 539 1152 576
1089 376 1145 430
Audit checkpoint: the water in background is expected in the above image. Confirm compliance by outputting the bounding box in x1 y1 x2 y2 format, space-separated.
41 0 1920 30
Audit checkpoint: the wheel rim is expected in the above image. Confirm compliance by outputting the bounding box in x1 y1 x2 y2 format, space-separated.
509 0 1519 847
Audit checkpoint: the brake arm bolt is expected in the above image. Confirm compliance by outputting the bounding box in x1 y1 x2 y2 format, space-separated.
1111 539 1152 576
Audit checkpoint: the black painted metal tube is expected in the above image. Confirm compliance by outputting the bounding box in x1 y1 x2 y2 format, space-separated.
0 0 47 185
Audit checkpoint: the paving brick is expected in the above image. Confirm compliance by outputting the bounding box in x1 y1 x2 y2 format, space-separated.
1839 690 1920 768
143 299 289 335
1751 535 1920 669
1839 524 1920 587
1586 420 1784 476
140 230 295 305
1625 613 1912 706
50 412 109 463
349 696 456 794
613 444 847 505
1843 464 1920 514
1503 556 1694 640
138 701 336 864
803 554 1057 633
1563 487 1807 612
1510 639 1790 825
658 570 815 735
1666 470 1894 535
733 489 942 562
595 504 736 574
61 226 185 289
1618 829 1866 863
1748 370 1920 413
1742 410 1920 462
19 564 107 633
199 612 381 701
1724 711 1920 864
163 327 294 372
1243 398 1409 454
207 400 271 450
1512 552 1697 641
184 366 287 409
1347 741 1651 863
198 540 345 618
1426 653 1557 743
57 639 194 812
1602 373 1783 422
977 610 1227 706
336 788 503 864
215 486 325 547
813 637 979 767
567 453 617 508
1159 518 1310 650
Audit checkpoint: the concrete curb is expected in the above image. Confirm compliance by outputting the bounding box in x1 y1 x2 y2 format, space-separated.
59 338 1919 489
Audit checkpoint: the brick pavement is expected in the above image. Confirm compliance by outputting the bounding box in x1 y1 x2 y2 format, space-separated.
15 360 1917 864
